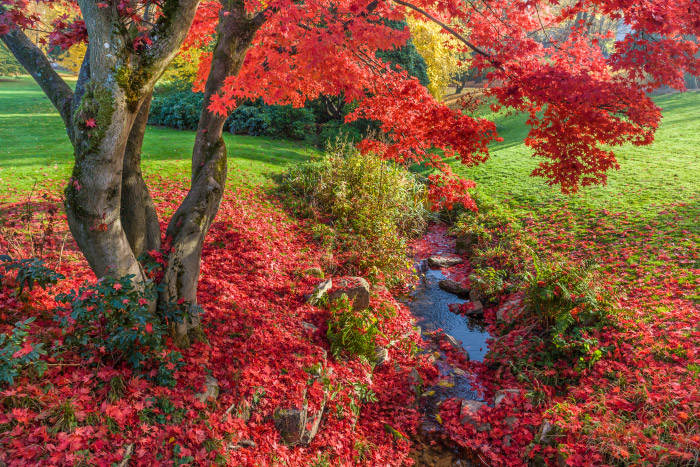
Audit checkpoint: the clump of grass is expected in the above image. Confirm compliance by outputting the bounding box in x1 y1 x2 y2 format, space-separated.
48 400 78 433
1 394 44 411
107 375 126 403
84 412 102 427
326 295 395 362
202 438 223 453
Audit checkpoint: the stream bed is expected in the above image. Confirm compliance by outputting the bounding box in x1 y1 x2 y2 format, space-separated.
401 231 493 466
403 259 491 403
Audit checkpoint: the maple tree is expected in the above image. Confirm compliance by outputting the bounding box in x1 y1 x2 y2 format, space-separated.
1 0 699 347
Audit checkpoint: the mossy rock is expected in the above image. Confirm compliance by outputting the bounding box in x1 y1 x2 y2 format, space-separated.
303 267 325 279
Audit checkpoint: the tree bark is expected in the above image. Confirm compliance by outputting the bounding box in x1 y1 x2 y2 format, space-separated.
60 0 200 281
161 0 267 346
121 93 162 259
65 84 146 280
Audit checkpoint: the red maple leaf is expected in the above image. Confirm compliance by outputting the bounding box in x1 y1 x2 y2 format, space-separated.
85 118 97 129
12 341 34 359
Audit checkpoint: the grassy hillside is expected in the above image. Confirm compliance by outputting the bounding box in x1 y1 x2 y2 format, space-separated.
2 76 698 223
422 91 700 222
0 77 318 198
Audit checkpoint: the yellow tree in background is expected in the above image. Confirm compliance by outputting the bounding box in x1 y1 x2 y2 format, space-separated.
406 15 465 100
161 48 206 84
53 42 86 74
21 2 86 74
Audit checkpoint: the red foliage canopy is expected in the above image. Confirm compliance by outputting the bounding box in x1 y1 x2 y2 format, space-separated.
2 0 699 202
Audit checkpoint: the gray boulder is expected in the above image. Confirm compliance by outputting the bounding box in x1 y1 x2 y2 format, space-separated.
442 333 470 361
301 321 319 333
195 375 219 403
274 397 326 445
306 279 332 305
455 233 478 255
328 276 370 310
459 400 491 432
463 300 484 317
469 288 485 303
494 388 521 406
427 255 464 268
538 420 558 444
496 298 523 321
373 347 390 366
438 279 469 295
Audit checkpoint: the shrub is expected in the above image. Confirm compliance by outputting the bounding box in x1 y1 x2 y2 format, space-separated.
0 42 23 77
469 266 509 299
510 254 616 380
0 255 65 295
316 121 364 146
523 254 614 332
227 104 271 136
149 90 204 130
326 296 394 362
148 83 379 144
266 105 316 140
0 318 47 386
278 140 431 286
55 275 184 385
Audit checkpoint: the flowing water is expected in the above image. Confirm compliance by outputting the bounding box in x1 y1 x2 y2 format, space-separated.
402 229 492 466
403 259 490 402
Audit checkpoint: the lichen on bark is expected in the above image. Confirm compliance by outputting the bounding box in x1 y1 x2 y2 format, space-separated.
66 80 116 206
115 63 152 113
71 80 116 157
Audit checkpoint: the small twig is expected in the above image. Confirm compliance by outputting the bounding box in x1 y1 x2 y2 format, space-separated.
118 443 134 467
54 233 69 271
477 453 492 467
392 0 496 64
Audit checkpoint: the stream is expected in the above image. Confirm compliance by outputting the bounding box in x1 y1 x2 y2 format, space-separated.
404 259 491 404
402 231 492 467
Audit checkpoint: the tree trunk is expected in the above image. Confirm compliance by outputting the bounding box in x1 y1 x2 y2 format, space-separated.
455 72 470 94
161 1 267 346
64 81 147 281
121 92 162 259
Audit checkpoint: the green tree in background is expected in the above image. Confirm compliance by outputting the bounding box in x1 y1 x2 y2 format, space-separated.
0 42 22 77
376 20 429 87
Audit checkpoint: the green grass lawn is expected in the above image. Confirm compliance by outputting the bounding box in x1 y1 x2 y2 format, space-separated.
2 75 698 225
0 77 319 198
420 91 700 225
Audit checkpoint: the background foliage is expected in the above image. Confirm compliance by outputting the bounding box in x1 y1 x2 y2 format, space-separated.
0 42 22 77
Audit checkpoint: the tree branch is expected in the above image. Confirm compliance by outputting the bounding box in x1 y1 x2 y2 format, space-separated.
1 28 74 127
392 0 495 63
148 0 202 68
252 5 274 29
